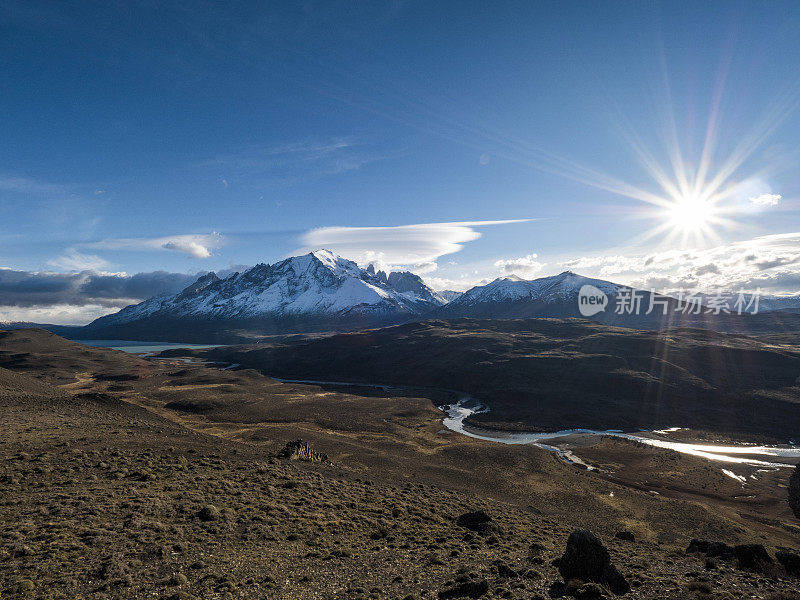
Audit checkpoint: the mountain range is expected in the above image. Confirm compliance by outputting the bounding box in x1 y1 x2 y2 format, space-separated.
6 249 800 342
78 250 445 341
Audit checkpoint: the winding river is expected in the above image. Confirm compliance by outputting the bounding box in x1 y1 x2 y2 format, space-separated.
442 395 800 470
130 338 800 473
275 378 800 470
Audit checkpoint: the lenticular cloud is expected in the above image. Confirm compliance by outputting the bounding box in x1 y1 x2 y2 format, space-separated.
296 219 530 268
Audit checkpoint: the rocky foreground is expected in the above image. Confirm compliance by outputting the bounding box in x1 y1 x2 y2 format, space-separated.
2 330 800 599
1 385 798 599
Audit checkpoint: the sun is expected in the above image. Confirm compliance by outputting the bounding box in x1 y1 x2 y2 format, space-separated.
666 194 716 232
632 182 734 248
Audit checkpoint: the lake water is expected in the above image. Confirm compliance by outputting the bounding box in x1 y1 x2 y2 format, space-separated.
75 340 223 354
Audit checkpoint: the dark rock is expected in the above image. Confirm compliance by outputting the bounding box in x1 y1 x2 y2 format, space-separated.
564 579 584 596
277 439 327 462
686 539 734 558
686 539 710 553
614 531 635 542
558 530 630 595
496 563 517 578
475 522 500 536
707 542 734 558
456 510 492 531
455 511 499 536
198 504 221 522
790 466 800 519
734 544 773 572
437 579 489 599
776 549 800 577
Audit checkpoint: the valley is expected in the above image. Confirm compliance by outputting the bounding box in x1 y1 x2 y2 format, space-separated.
194 318 800 441
2 328 800 599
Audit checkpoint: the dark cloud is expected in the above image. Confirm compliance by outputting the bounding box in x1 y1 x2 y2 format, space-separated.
694 264 720 276
754 257 797 270
0 268 200 308
741 270 800 292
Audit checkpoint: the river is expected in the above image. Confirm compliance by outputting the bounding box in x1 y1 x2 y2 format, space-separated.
273 378 800 470
442 396 800 470
113 347 800 472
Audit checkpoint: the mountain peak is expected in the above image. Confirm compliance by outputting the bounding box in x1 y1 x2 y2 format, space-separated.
304 249 361 276
87 250 444 332
177 272 220 299
448 270 620 308
309 248 340 263
386 271 443 305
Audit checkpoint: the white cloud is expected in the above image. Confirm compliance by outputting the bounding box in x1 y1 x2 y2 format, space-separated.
494 254 545 277
410 261 439 274
423 277 476 292
424 274 492 292
82 232 223 259
296 220 531 270
561 255 644 275
558 232 800 294
749 193 781 207
47 250 111 272
0 303 120 326
161 239 215 259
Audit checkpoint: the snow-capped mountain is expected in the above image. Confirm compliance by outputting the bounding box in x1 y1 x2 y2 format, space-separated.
440 271 621 318
83 250 445 339
434 270 800 331
690 292 800 313
437 290 464 304
74 257 800 342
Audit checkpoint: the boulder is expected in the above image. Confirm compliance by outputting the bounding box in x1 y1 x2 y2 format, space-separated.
790 465 800 519
707 542 735 558
277 439 327 462
456 511 498 536
197 504 220 522
558 530 630 595
775 549 800 577
456 510 491 530
686 539 710 553
496 563 517 578
686 539 733 558
614 531 635 542
734 544 773 572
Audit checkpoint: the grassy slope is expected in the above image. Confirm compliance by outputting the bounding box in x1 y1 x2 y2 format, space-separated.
199 318 800 440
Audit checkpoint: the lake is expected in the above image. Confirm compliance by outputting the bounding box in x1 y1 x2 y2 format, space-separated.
75 340 223 354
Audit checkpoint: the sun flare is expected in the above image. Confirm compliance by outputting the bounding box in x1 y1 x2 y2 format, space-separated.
666 194 716 232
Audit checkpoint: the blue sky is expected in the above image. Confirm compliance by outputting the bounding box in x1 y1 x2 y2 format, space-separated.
2 1 800 323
